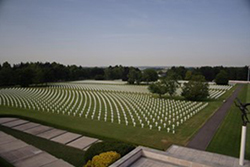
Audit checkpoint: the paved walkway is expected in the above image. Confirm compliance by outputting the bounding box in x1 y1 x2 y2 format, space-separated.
0 117 100 151
187 84 243 150
0 131 73 167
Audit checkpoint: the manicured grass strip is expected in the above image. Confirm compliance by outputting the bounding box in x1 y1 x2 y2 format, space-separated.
0 125 85 167
206 84 250 160
0 156 14 167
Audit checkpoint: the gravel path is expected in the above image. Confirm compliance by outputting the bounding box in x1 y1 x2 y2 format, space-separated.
187 84 243 150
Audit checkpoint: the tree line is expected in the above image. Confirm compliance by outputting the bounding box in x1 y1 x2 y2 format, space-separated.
0 62 158 87
165 66 248 81
0 61 248 87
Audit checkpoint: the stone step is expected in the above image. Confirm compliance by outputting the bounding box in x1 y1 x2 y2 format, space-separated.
0 117 100 151
0 131 73 167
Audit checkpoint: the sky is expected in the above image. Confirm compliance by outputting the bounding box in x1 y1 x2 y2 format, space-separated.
0 0 249 67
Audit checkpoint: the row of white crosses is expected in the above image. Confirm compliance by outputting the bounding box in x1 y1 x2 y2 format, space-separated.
209 85 233 90
0 88 40 110
2 85 203 122
122 93 208 132
0 86 208 133
209 90 226 99
51 83 150 94
52 82 233 100
1 88 37 111
208 85 233 99
0 87 65 113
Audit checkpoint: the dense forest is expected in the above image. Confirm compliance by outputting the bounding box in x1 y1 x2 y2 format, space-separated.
0 61 248 87
0 62 142 87
166 66 248 82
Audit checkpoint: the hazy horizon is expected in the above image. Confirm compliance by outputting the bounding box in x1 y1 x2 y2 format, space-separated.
0 0 250 67
1 61 248 69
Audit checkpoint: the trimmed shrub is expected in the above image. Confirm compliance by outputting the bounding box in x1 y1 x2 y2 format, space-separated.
84 151 121 167
83 141 135 164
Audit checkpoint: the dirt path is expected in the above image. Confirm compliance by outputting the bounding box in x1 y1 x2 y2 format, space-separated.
187 84 243 150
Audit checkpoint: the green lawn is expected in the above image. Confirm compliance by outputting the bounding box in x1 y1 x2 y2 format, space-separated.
0 125 85 167
0 85 236 151
207 84 250 160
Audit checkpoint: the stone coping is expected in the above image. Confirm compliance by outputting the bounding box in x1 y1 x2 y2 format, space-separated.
110 146 142 167
166 145 250 167
110 145 250 167
111 146 210 167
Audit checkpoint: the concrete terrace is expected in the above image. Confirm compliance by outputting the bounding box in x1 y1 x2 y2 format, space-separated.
111 145 250 167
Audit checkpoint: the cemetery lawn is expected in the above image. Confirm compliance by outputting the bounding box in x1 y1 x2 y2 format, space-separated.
0 85 236 150
0 125 85 167
207 84 250 160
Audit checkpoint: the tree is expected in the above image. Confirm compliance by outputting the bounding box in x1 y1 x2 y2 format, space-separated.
148 82 167 98
185 71 192 80
52 63 69 81
166 69 182 80
91 67 104 80
162 72 179 97
167 66 186 79
0 62 13 86
199 66 215 81
142 69 158 84
29 63 44 85
104 65 123 80
42 63 54 84
148 71 179 98
181 75 209 101
121 67 130 81
17 67 35 87
164 79 178 97
215 70 229 85
127 68 142 84
235 66 248 80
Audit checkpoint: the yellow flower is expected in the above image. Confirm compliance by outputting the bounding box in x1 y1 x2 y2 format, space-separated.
84 151 121 167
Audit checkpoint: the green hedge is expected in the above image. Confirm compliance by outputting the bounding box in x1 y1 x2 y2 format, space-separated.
83 141 135 164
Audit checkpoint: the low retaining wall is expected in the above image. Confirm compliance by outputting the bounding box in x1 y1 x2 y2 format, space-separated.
110 146 210 167
110 147 142 167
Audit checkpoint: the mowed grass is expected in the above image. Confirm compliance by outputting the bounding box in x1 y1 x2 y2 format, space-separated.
0 125 85 167
207 84 250 160
0 85 236 151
